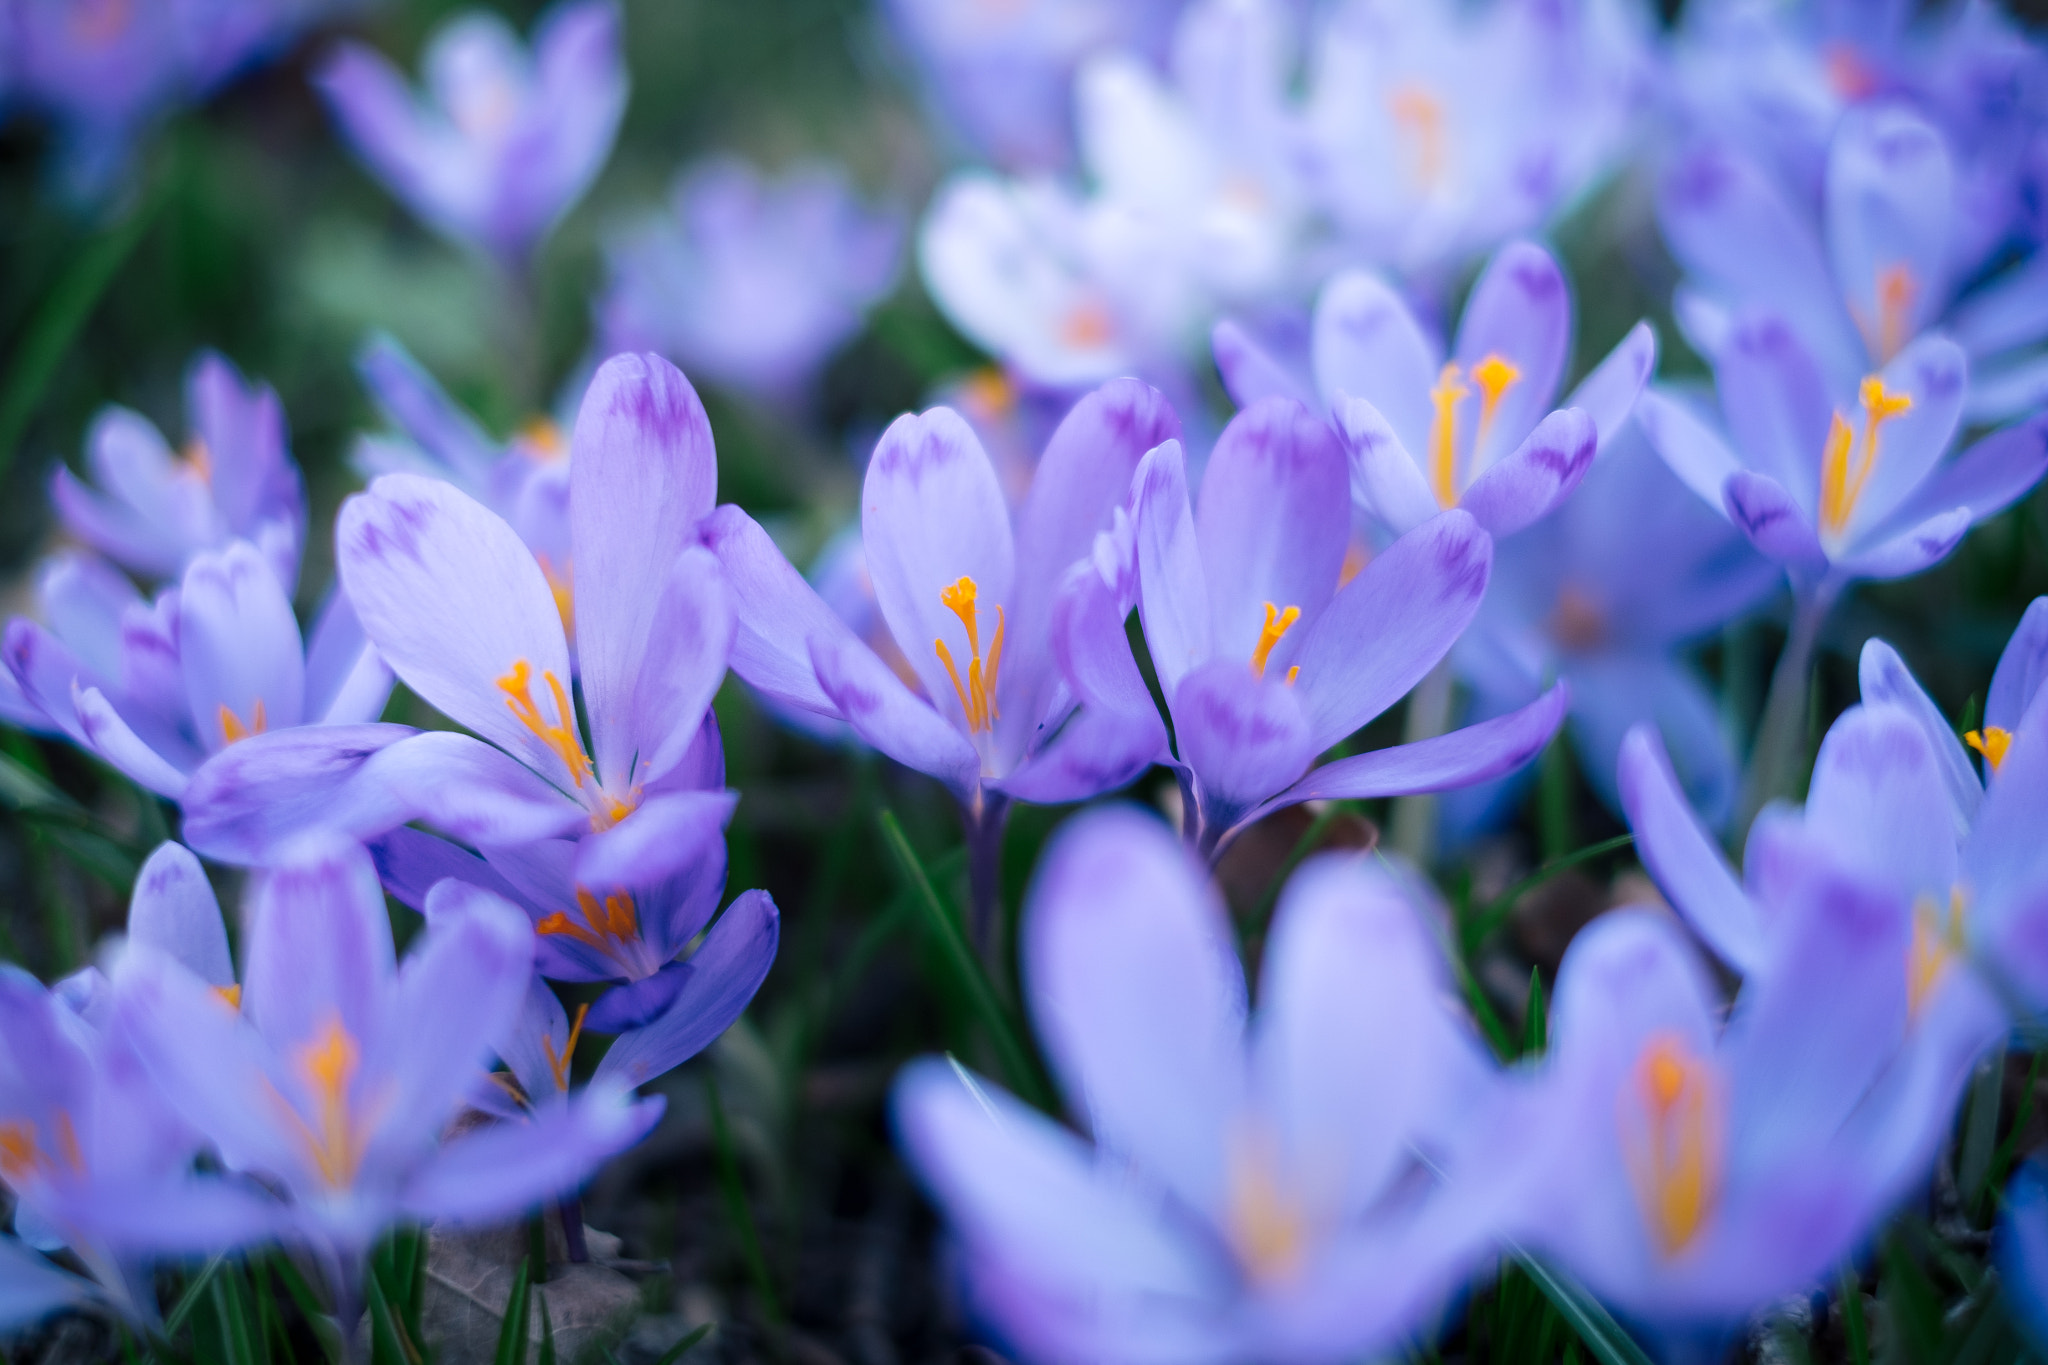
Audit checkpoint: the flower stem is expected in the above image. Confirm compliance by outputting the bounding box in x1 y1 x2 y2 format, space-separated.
963 791 1011 964
1737 589 1833 834
1390 659 1456 864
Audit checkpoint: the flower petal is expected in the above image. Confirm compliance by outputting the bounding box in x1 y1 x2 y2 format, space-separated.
241 836 397 1058
1831 505 1971 582
1846 333 1967 535
810 632 981 797
1452 241 1572 465
1174 661 1314 838
1618 724 1763 975
1890 414 2048 534
623 546 734 790
701 504 856 717
1133 439 1212 696
1456 407 1596 538
1637 389 1743 515
1718 314 1833 514
590 889 779 1087
1565 321 1657 449
128 842 233 990
400 1083 663 1226
1212 318 1314 410
1724 470 1828 571
1857 638 1981 831
572 788 735 894
179 541 306 750
1311 269 1435 457
1334 394 1438 535
1827 106 1951 354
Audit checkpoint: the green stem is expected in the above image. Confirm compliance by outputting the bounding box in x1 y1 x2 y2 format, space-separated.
704 1074 782 1324
1738 590 1832 834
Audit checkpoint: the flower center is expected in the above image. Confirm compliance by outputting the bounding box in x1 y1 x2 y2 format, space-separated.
218 700 269 747
1388 83 1448 190
295 1018 365 1190
1058 299 1116 351
519 417 567 462
496 660 637 829
1819 376 1914 540
1966 726 2011 776
934 576 1006 735
0 1112 81 1187
1622 1032 1721 1259
180 436 214 484
542 1002 591 1094
1250 602 1301 682
1225 1128 1309 1286
1908 887 1968 1021
1425 353 1520 509
538 888 644 972
1855 264 1919 365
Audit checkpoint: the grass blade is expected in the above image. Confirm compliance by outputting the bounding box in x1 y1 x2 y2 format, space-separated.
1465 835 1635 955
704 1073 783 1324
652 1323 713 1365
1522 966 1547 1058
366 1268 422 1365
1517 1256 1655 1365
492 1256 533 1365
536 1293 557 1365
161 1256 227 1341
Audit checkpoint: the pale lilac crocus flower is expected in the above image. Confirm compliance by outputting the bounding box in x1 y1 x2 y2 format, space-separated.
705 378 1180 927
178 355 731 885
316 0 627 267
51 350 306 592
598 156 904 408
3 540 392 803
1130 396 1565 856
895 806 1509 1362
113 837 664 1301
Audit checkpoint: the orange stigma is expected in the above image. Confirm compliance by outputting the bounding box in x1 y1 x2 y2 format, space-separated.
1250 603 1301 679
1470 353 1521 448
934 576 1006 735
1225 1126 1309 1285
218 699 268 746
180 436 213 484
1428 363 1472 508
1819 376 1913 540
1389 83 1448 189
536 553 576 638
520 417 567 461
215 983 243 1010
1908 888 1968 1020
542 1003 591 1094
0 1112 77 1184
1967 726 2012 775
497 660 636 828
296 1019 364 1189
1855 264 1919 364
1623 1033 1721 1258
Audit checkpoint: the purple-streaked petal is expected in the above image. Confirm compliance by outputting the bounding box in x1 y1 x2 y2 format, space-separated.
1335 394 1437 534
355 334 500 489
1827 106 1951 356
1212 319 1313 410
1133 440 1211 695
701 504 857 717
1804 705 1959 899
1021 806 1245 1218
371 827 536 918
400 1084 664 1226
179 542 306 750
1618 724 1762 975
1718 315 1832 513
336 474 575 782
1242 685 1566 833
809 633 980 797
73 686 191 797
1175 662 1313 835
1565 322 1657 449
1833 506 1972 581
573 788 735 894
1637 389 1743 516
1195 399 1349 672
1724 470 1828 570
590 890 779 1087
1292 510 1491 754
619 547 732 790
39 550 142 683
127 842 232 990
1311 269 1435 457
569 354 718 786
1456 407 1596 538
1849 334 1968 534
242 837 396 1058
861 407 1016 729
1858 639 1980 830
584 964 690 1032
1451 241 1571 463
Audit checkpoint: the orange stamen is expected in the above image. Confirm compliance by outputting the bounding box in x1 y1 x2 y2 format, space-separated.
1624 1033 1720 1258
1819 377 1913 538
520 417 567 461
180 436 213 484
1225 1127 1308 1285
215 983 243 1010
1966 726 2012 775
1059 300 1115 351
1389 83 1447 189
1469 353 1522 448
1853 264 1919 364
536 554 575 638
934 576 1005 734
218 699 268 746
497 660 633 829
1428 363 1471 508
1907 888 1967 1020
1250 603 1301 679
296 1019 363 1189
541 1003 591 1094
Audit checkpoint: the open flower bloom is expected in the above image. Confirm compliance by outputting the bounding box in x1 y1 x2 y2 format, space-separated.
1661 104 2048 424
1442 428 1780 839
1637 311 2048 595
1215 240 1650 538
1130 396 1565 854
707 378 1179 816
372 823 779 1090
112 838 663 1272
3 540 393 803
351 334 572 577
895 806 1507 1362
316 0 627 265
599 156 904 406
50 351 306 592
1857 598 2048 834
178 354 730 878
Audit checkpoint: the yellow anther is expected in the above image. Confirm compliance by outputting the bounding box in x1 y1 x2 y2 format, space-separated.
1624 1033 1720 1258
520 417 567 462
1428 363 1471 509
1854 264 1920 364
1388 83 1448 189
180 436 213 484
1225 1128 1308 1285
542 1002 591 1094
536 553 575 638
1470 353 1522 446
0 1122 42 1183
1908 888 1968 1020
218 699 268 746
539 889 642 955
296 1018 363 1189
497 660 632 830
1284 664 1300 685
215 983 243 1010
1966 726 2012 775
934 576 1006 734
1819 377 1914 537
962 367 1017 417
1250 602 1301 679
1059 300 1115 351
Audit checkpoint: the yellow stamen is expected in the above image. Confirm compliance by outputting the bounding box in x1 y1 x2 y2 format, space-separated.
1284 664 1300 685
0 1121 40 1182
1819 377 1913 537
1225 1129 1308 1285
1059 300 1115 351
934 577 1006 734
1428 363 1471 508
215 983 243 1010
497 660 635 829
541 1003 591 1094
1623 1033 1720 1258
536 553 575 638
538 888 642 956
520 417 567 462
1339 542 1369 588
180 436 213 484
296 1018 363 1189
1388 83 1447 189
1908 888 1968 1020
218 699 268 746
1250 603 1301 679
962 367 1017 417
1966 726 2012 775
1469 353 1522 448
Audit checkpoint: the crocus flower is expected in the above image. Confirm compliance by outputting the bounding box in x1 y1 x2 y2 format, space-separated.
371 823 779 1089
178 354 731 880
1441 427 1780 838
705 378 1181 906
1661 105 2048 422
1637 312 2047 602
598 156 904 407
894 805 1508 1362
113 837 664 1293
4 540 393 803
316 0 628 266
0 1235 96 1331
1129 396 1565 855
1215 240 1652 538
50 350 306 592
1857 597 2048 833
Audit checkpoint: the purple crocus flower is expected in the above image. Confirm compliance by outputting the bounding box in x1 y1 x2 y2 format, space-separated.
0 1235 96 1331
371 824 779 1090
178 354 730 880
894 805 1508 1362
598 156 904 407
50 350 306 592
1215 240 1653 539
1128 396 1565 855
112 837 663 1295
4 540 393 803
705 378 1181 906
316 0 628 266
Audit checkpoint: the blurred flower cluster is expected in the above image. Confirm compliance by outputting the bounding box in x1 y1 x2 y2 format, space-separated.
2 0 2048 1362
